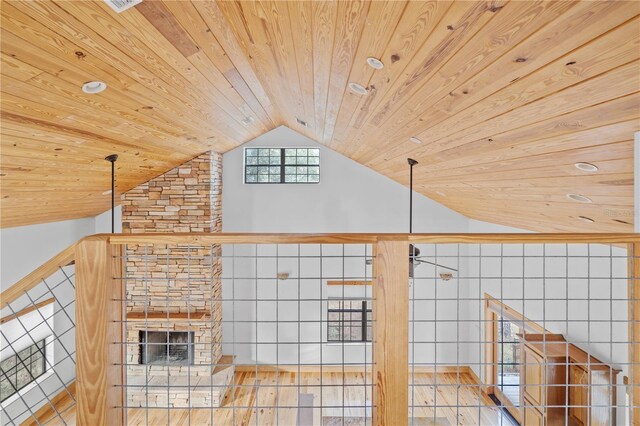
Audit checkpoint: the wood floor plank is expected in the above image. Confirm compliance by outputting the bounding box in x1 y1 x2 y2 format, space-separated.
50 372 503 426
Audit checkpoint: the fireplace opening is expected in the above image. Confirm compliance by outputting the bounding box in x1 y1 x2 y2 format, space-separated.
139 331 195 365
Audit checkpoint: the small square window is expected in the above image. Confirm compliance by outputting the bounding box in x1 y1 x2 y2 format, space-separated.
244 148 320 184
327 300 372 342
0 339 47 403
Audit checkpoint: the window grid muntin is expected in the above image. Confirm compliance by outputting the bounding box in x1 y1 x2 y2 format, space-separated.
245 148 319 184
0 339 47 403
327 300 371 342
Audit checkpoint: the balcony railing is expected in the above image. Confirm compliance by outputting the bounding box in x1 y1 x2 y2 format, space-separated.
1 233 639 425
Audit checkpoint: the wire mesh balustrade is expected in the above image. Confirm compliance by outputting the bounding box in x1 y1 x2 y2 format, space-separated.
4 234 638 425
116 242 375 425
1 261 76 426
408 241 633 426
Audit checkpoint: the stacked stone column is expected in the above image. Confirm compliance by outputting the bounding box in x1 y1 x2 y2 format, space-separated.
121 152 226 407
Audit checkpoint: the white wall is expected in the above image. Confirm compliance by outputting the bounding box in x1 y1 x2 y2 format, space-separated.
0 218 93 291
465 220 628 375
94 204 122 234
223 125 469 233
221 243 374 366
1 295 76 425
221 126 473 367
1 206 122 291
452 243 629 370
1 261 76 425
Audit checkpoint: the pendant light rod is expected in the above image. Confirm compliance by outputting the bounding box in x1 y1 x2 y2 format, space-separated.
407 158 418 233
105 154 118 233
405 157 458 275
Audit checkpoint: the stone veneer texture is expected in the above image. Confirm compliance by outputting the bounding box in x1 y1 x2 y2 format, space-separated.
122 151 222 234
122 151 223 314
121 152 226 406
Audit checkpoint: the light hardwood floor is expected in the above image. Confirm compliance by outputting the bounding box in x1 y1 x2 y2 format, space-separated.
43 372 511 425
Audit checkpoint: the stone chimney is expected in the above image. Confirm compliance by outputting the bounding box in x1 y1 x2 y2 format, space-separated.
120 151 229 408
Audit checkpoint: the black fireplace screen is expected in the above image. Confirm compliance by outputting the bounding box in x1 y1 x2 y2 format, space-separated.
139 331 194 365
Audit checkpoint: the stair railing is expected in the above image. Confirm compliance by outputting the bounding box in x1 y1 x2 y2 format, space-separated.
0 243 77 425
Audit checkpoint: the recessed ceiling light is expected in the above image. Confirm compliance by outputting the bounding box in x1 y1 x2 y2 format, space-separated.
82 81 107 94
574 162 598 172
577 216 594 223
366 57 384 69
409 136 422 144
348 82 368 95
241 116 254 125
567 193 592 203
102 189 112 195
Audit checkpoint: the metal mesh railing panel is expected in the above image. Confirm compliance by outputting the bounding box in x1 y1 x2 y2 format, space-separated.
408 242 632 426
116 243 374 425
1 264 76 426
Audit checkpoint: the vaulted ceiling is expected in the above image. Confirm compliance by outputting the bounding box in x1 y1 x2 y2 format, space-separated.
1 0 638 231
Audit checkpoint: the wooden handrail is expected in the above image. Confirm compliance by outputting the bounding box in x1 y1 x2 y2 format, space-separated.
0 297 54 324
2 231 633 310
485 293 546 334
1 232 633 311
0 243 76 309
21 381 76 426
99 232 640 245
327 280 372 286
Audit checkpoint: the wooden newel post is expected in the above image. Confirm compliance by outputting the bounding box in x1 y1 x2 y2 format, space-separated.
75 238 125 426
373 239 409 426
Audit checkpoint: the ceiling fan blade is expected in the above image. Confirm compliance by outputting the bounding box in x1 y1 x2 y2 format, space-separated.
414 259 458 272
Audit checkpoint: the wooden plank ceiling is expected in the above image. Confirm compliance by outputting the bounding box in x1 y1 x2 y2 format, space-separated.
1 0 638 232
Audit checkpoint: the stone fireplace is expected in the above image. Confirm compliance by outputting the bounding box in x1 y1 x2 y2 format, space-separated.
122 152 231 408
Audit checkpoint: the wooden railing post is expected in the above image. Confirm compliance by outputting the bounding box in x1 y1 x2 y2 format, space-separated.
372 238 409 425
75 237 124 426
630 242 640 425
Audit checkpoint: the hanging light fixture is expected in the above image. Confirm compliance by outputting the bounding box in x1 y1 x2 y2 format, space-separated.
105 154 118 233
406 158 458 278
